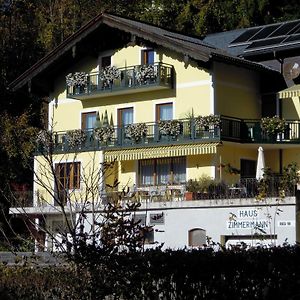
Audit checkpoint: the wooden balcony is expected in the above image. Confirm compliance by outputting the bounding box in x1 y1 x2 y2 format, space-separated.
66 63 174 99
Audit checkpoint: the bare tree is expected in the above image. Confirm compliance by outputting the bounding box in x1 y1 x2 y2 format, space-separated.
3 118 150 258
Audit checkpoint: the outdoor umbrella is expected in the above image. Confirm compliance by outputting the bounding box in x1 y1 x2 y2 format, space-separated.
256 146 265 180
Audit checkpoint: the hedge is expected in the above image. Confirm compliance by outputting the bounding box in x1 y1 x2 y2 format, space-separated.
0 246 300 299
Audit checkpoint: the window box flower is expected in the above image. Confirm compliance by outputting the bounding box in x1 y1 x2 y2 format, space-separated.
158 120 183 138
66 72 88 92
94 126 114 143
195 114 221 129
99 66 121 88
66 129 86 148
135 64 157 84
66 72 88 94
261 116 285 135
125 123 148 143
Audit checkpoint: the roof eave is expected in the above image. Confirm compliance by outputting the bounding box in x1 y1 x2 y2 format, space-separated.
210 52 279 74
9 13 213 92
102 14 211 63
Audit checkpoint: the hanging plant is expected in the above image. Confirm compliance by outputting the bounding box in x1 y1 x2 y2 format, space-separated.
135 64 157 84
195 115 221 129
125 123 148 142
94 126 115 143
66 129 86 148
99 66 121 87
158 120 183 137
261 116 285 135
66 72 88 87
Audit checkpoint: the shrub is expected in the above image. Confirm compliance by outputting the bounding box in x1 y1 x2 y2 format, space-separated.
1 246 300 299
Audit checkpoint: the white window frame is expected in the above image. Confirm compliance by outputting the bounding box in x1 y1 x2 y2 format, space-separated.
52 159 83 207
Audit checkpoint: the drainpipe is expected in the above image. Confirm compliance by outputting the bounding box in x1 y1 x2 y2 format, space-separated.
274 52 284 174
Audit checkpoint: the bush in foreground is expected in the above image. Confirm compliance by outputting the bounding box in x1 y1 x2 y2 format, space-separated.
0 246 300 299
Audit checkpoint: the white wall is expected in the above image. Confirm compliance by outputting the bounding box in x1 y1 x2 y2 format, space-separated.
78 198 296 250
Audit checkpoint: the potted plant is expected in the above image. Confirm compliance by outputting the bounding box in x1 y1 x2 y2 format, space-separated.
66 129 86 148
158 120 183 138
198 174 214 194
195 114 221 130
194 114 221 138
124 123 148 143
261 115 285 141
99 66 121 89
66 72 88 94
185 179 200 200
135 64 157 84
94 126 115 144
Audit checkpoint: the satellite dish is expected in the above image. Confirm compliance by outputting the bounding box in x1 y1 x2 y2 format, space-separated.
283 62 300 80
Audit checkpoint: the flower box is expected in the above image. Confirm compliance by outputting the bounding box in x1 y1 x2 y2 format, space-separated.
158 120 183 138
261 116 285 135
94 126 114 144
66 129 86 148
125 123 148 143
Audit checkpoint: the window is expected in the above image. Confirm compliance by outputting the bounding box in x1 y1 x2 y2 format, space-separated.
139 157 186 186
81 112 97 130
188 228 206 247
156 103 173 121
240 159 256 178
141 49 154 64
118 107 133 126
55 162 81 191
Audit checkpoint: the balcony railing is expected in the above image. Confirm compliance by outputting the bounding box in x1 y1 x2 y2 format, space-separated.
43 119 221 153
37 116 300 155
191 177 295 200
221 116 300 144
66 63 173 98
12 178 295 209
104 177 294 205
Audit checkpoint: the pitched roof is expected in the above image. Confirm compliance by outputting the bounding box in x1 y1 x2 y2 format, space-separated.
204 19 300 59
9 13 278 92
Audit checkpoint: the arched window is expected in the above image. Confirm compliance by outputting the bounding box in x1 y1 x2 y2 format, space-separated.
188 228 206 247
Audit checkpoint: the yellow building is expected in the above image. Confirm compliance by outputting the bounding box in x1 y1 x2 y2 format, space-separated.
9 14 297 250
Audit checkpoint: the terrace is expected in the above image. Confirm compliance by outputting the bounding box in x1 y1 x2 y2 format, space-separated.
10 177 295 213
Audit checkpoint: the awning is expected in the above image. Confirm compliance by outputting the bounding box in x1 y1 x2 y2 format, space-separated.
105 143 220 162
278 84 300 99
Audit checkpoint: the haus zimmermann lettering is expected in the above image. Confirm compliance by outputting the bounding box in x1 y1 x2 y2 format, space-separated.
227 220 269 230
